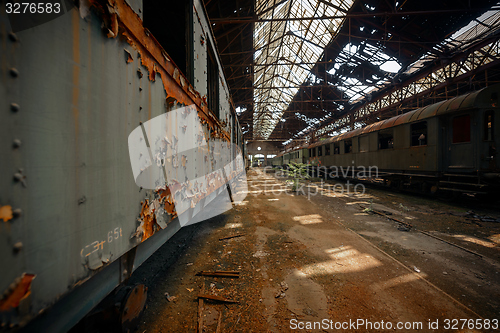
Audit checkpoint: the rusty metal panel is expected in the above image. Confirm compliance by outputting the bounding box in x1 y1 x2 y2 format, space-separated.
0 0 242 329
371 121 386 133
469 84 500 109
449 93 468 111
360 122 378 135
417 100 445 120
393 110 415 126
124 0 143 19
461 90 481 109
408 106 427 123
0 8 162 322
379 118 396 130
435 98 455 116
344 128 362 139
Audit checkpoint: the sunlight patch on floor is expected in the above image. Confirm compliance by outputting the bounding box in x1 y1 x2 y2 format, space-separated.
372 272 426 291
225 222 243 229
298 245 382 277
292 214 323 225
452 234 497 248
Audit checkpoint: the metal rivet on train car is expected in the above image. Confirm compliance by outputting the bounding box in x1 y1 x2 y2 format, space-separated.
12 209 22 218
11 103 20 112
9 68 19 77
8 32 18 42
13 242 23 252
78 196 86 205
139 87 142 91
12 139 22 148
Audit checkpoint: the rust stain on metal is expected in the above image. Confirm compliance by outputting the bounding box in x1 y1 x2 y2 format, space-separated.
156 185 178 217
149 63 158 81
138 200 156 241
0 274 35 311
105 2 119 37
135 182 185 240
124 49 133 63
0 205 13 222
86 0 240 242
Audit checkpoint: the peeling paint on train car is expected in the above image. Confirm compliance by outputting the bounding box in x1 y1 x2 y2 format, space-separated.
0 206 13 222
0 274 35 312
88 0 230 143
0 0 245 329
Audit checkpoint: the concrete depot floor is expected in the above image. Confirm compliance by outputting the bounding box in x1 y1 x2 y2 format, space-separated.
133 168 500 333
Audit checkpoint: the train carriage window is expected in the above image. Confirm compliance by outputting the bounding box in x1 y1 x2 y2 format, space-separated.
318 146 322 156
411 121 427 146
344 139 352 154
207 39 220 119
484 110 494 141
378 129 394 150
325 144 331 155
143 1 191 80
334 142 340 154
452 114 471 143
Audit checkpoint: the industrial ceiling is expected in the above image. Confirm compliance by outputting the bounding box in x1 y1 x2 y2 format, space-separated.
204 0 500 147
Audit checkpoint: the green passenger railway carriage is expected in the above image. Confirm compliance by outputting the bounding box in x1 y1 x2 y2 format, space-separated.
307 85 500 194
272 146 309 167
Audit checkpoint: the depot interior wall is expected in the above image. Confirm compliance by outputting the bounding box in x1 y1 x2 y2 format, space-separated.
246 141 281 157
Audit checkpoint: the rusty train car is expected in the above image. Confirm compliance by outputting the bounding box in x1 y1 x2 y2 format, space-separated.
0 0 246 331
301 85 500 194
272 146 309 167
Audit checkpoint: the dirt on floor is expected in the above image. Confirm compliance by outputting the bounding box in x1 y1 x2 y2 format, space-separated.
133 168 500 333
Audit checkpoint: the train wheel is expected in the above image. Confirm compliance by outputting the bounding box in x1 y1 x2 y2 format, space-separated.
430 185 438 194
119 284 148 333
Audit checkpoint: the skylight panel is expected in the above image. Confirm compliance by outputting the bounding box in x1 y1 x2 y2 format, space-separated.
380 60 402 73
253 0 355 139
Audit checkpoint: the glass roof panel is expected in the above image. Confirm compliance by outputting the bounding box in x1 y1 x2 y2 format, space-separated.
253 0 354 139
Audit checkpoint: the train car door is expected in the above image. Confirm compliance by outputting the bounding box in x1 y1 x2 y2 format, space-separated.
445 113 476 172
